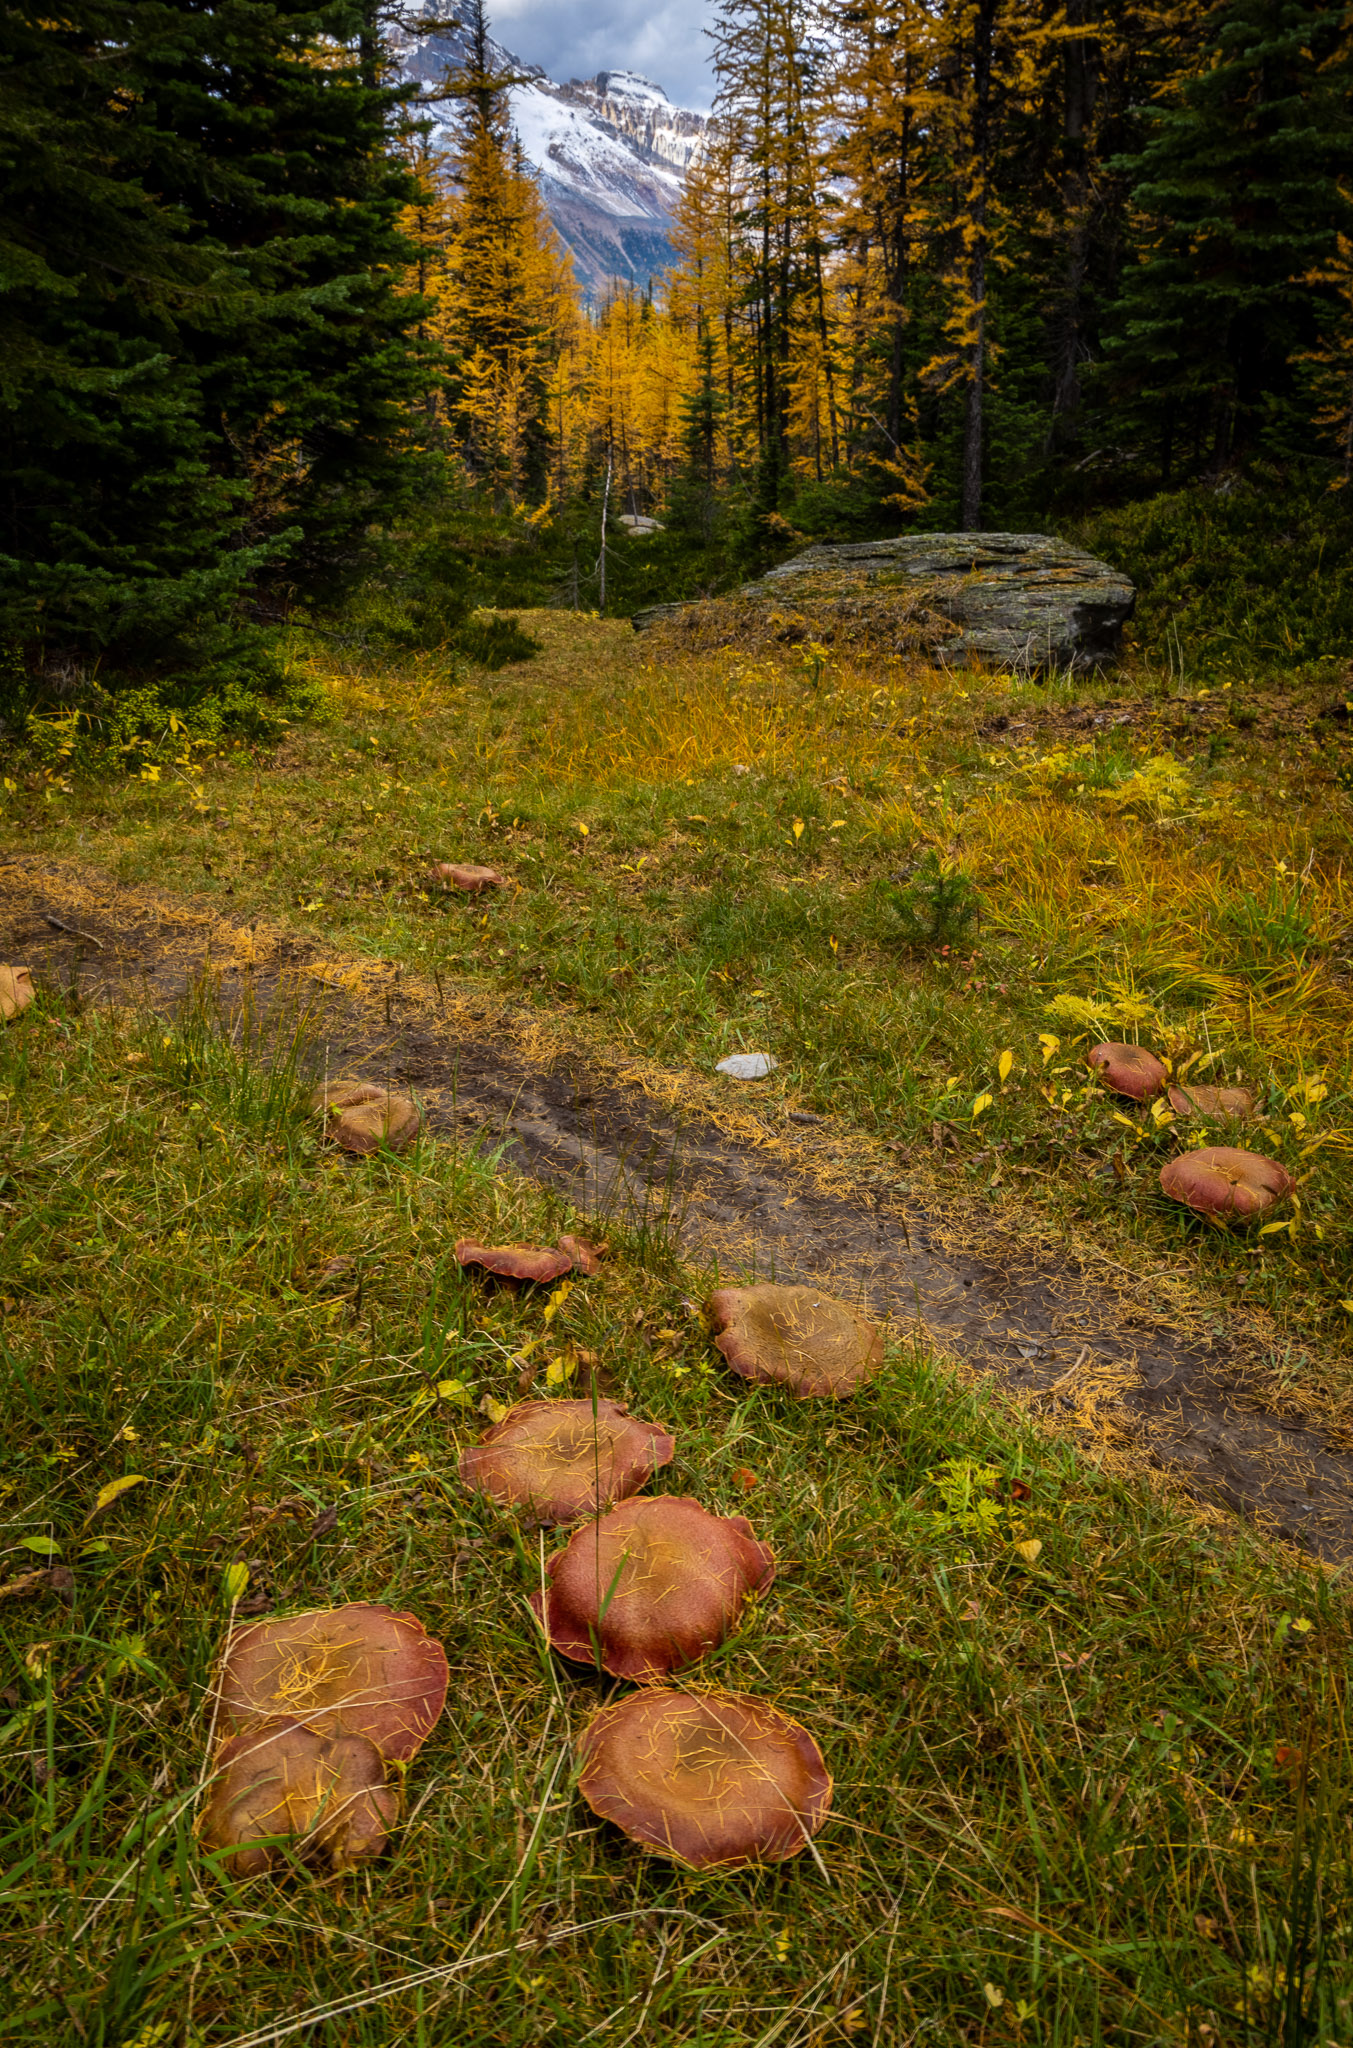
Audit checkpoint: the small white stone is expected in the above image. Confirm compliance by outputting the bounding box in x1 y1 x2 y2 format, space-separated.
716 1052 778 1080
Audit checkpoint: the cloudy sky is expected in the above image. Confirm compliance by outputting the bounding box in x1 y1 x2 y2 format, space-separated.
491 0 718 110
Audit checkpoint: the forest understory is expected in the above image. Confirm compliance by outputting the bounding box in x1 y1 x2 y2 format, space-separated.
3 614 1353 2047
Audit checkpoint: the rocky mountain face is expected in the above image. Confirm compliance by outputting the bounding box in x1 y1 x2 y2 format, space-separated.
394 12 707 298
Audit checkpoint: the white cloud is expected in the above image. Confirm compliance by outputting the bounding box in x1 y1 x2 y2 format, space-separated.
489 0 717 111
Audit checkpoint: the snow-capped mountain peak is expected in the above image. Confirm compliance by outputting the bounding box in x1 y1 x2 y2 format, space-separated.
394 13 707 296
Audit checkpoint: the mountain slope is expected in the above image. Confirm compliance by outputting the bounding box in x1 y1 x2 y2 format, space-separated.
394 15 707 296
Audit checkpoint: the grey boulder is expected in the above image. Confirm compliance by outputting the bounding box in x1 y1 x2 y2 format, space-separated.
634 531 1135 672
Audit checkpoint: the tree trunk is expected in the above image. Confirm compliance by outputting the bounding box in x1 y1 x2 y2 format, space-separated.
960 0 996 532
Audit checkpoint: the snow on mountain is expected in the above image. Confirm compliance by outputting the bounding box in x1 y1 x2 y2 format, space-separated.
394 11 707 298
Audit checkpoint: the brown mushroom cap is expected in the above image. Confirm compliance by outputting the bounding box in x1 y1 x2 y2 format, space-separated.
427 862 509 892
460 1398 674 1524
200 1716 398 1877
0 965 35 1022
706 1284 882 1398
1086 1042 1168 1101
558 1234 607 1276
454 1239 573 1283
1160 1146 1295 1221
216 1602 448 1762
1167 1081 1257 1118
531 1495 775 1681
577 1689 831 1870
312 1081 421 1155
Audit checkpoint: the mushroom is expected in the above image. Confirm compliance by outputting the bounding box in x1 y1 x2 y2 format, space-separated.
558 1234 607 1276
312 1081 421 1155
200 1717 398 1877
1166 1081 1256 1118
706 1284 882 1398
1086 1042 1168 1102
577 1688 832 1870
460 1398 674 1524
427 863 509 892
215 1602 449 1761
0 965 35 1021
531 1495 774 1681
454 1240 573 1284
1160 1146 1295 1222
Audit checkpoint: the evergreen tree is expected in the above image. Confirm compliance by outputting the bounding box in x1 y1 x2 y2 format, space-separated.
1106 0 1353 479
0 0 425 674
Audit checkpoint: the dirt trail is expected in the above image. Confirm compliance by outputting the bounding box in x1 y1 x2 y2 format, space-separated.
5 854 1352 1562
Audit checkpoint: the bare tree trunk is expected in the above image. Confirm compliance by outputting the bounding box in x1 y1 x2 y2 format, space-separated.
598 438 612 613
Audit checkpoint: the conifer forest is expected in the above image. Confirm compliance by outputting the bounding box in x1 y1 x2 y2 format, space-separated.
5 5 1353 2045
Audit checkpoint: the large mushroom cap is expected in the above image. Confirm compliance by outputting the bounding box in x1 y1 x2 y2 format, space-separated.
427 862 509 892
706 1284 882 1398
216 1602 448 1762
455 1239 573 1284
200 1716 398 1877
1086 1042 1168 1102
1167 1081 1256 1118
460 1398 675 1524
312 1081 421 1155
1160 1146 1295 1222
577 1689 831 1870
531 1496 774 1681
0 965 35 1021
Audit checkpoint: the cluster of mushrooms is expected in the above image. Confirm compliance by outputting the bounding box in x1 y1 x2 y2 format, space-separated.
1086 1041 1295 1220
199 1239 882 1877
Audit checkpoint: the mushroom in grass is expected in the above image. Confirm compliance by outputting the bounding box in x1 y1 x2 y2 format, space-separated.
200 1717 399 1877
706 1284 882 1398
558 1234 607 1276
312 1081 421 1155
460 1398 674 1524
577 1689 831 1870
215 1602 449 1762
1167 1081 1257 1119
454 1239 573 1284
427 862 509 892
0 965 35 1022
1086 1042 1168 1102
531 1496 774 1681
1160 1146 1295 1223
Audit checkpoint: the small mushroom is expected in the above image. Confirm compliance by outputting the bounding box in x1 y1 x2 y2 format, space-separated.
454 1240 573 1284
460 1398 674 1524
706 1284 882 1398
558 1234 607 1276
1086 1042 1168 1102
312 1081 421 1155
1160 1146 1295 1222
427 862 509 892
1167 1081 1256 1118
200 1716 398 1877
577 1688 832 1870
0 965 35 1021
531 1495 775 1681
215 1602 449 1762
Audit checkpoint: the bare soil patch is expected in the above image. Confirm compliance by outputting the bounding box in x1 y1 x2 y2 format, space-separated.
5 853 1351 1560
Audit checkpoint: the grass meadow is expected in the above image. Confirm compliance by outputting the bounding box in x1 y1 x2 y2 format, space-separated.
3 610 1353 2044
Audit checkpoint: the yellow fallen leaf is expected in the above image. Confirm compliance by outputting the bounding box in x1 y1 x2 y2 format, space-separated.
972 1092 993 1119
998 1049 1013 1085
1013 1538 1043 1566
478 1394 509 1424
1290 1616 1313 1634
18 1535 61 1558
792 818 805 840
222 1561 249 1605
577 821 589 836
88 1473 148 1519
545 1358 578 1387
1259 1219 1293 1236
436 1378 471 1407
1038 1033 1060 1065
